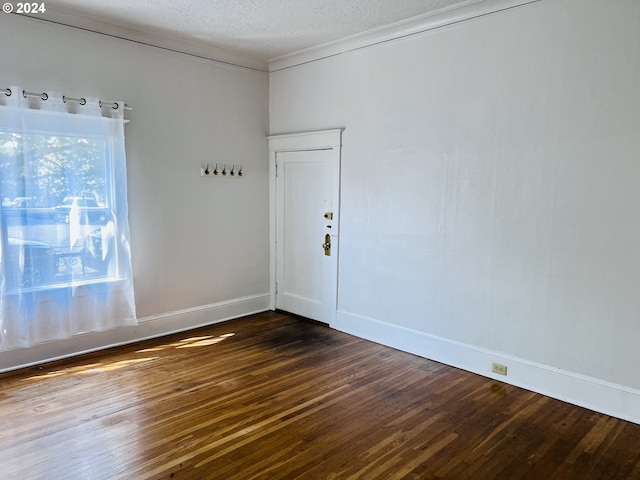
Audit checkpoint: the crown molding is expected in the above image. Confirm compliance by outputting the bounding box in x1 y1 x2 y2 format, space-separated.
268 0 541 72
19 9 268 73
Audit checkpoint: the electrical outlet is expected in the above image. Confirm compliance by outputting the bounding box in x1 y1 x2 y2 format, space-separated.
492 362 508 376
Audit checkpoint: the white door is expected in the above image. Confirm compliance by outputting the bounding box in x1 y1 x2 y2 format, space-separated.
269 130 342 325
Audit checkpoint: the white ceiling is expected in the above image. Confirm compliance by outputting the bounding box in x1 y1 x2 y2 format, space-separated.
33 0 483 67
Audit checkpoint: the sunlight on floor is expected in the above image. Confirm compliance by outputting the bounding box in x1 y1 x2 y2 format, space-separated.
176 333 235 349
137 332 235 352
21 332 237 382
23 357 158 381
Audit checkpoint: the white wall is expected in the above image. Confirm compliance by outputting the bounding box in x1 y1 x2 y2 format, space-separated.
270 0 640 422
0 14 270 369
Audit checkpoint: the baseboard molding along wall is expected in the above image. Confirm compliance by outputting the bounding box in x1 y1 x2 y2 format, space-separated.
335 310 640 426
0 293 270 373
5 299 638 426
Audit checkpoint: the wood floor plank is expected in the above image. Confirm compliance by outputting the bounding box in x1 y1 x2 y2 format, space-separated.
1 311 639 479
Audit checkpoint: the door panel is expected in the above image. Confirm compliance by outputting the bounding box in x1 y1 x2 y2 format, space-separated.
275 147 339 323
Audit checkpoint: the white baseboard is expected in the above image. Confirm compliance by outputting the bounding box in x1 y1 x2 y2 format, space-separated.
335 310 640 425
0 293 270 373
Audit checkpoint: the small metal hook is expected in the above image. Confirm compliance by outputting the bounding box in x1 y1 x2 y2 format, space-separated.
213 164 218 175
238 165 243 177
222 164 227 176
230 165 235 176
204 163 210 175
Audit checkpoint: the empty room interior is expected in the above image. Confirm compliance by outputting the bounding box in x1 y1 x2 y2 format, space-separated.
1 0 640 478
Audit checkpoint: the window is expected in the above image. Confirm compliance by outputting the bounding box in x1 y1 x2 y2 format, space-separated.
0 90 136 351
1 132 115 288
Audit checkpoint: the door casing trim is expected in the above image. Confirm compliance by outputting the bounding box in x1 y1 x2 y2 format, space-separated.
268 129 344 326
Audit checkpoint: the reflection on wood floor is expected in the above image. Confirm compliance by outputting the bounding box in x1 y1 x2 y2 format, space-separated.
1 310 639 479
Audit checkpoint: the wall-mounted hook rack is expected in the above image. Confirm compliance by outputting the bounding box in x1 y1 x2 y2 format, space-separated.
201 164 245 178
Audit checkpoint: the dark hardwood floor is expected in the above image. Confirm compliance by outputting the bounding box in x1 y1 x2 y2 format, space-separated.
1 311 639 479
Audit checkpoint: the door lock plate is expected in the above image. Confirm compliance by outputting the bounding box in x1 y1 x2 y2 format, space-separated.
322 233 331 256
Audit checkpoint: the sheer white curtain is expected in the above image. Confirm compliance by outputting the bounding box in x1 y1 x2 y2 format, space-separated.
0 86 136 351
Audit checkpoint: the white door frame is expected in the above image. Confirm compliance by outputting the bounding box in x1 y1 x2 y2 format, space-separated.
268 129 343 327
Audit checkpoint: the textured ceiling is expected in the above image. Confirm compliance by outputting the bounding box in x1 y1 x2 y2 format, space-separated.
36 0 481 62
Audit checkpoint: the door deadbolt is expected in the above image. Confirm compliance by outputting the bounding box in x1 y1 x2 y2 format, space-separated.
322 233 331 256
